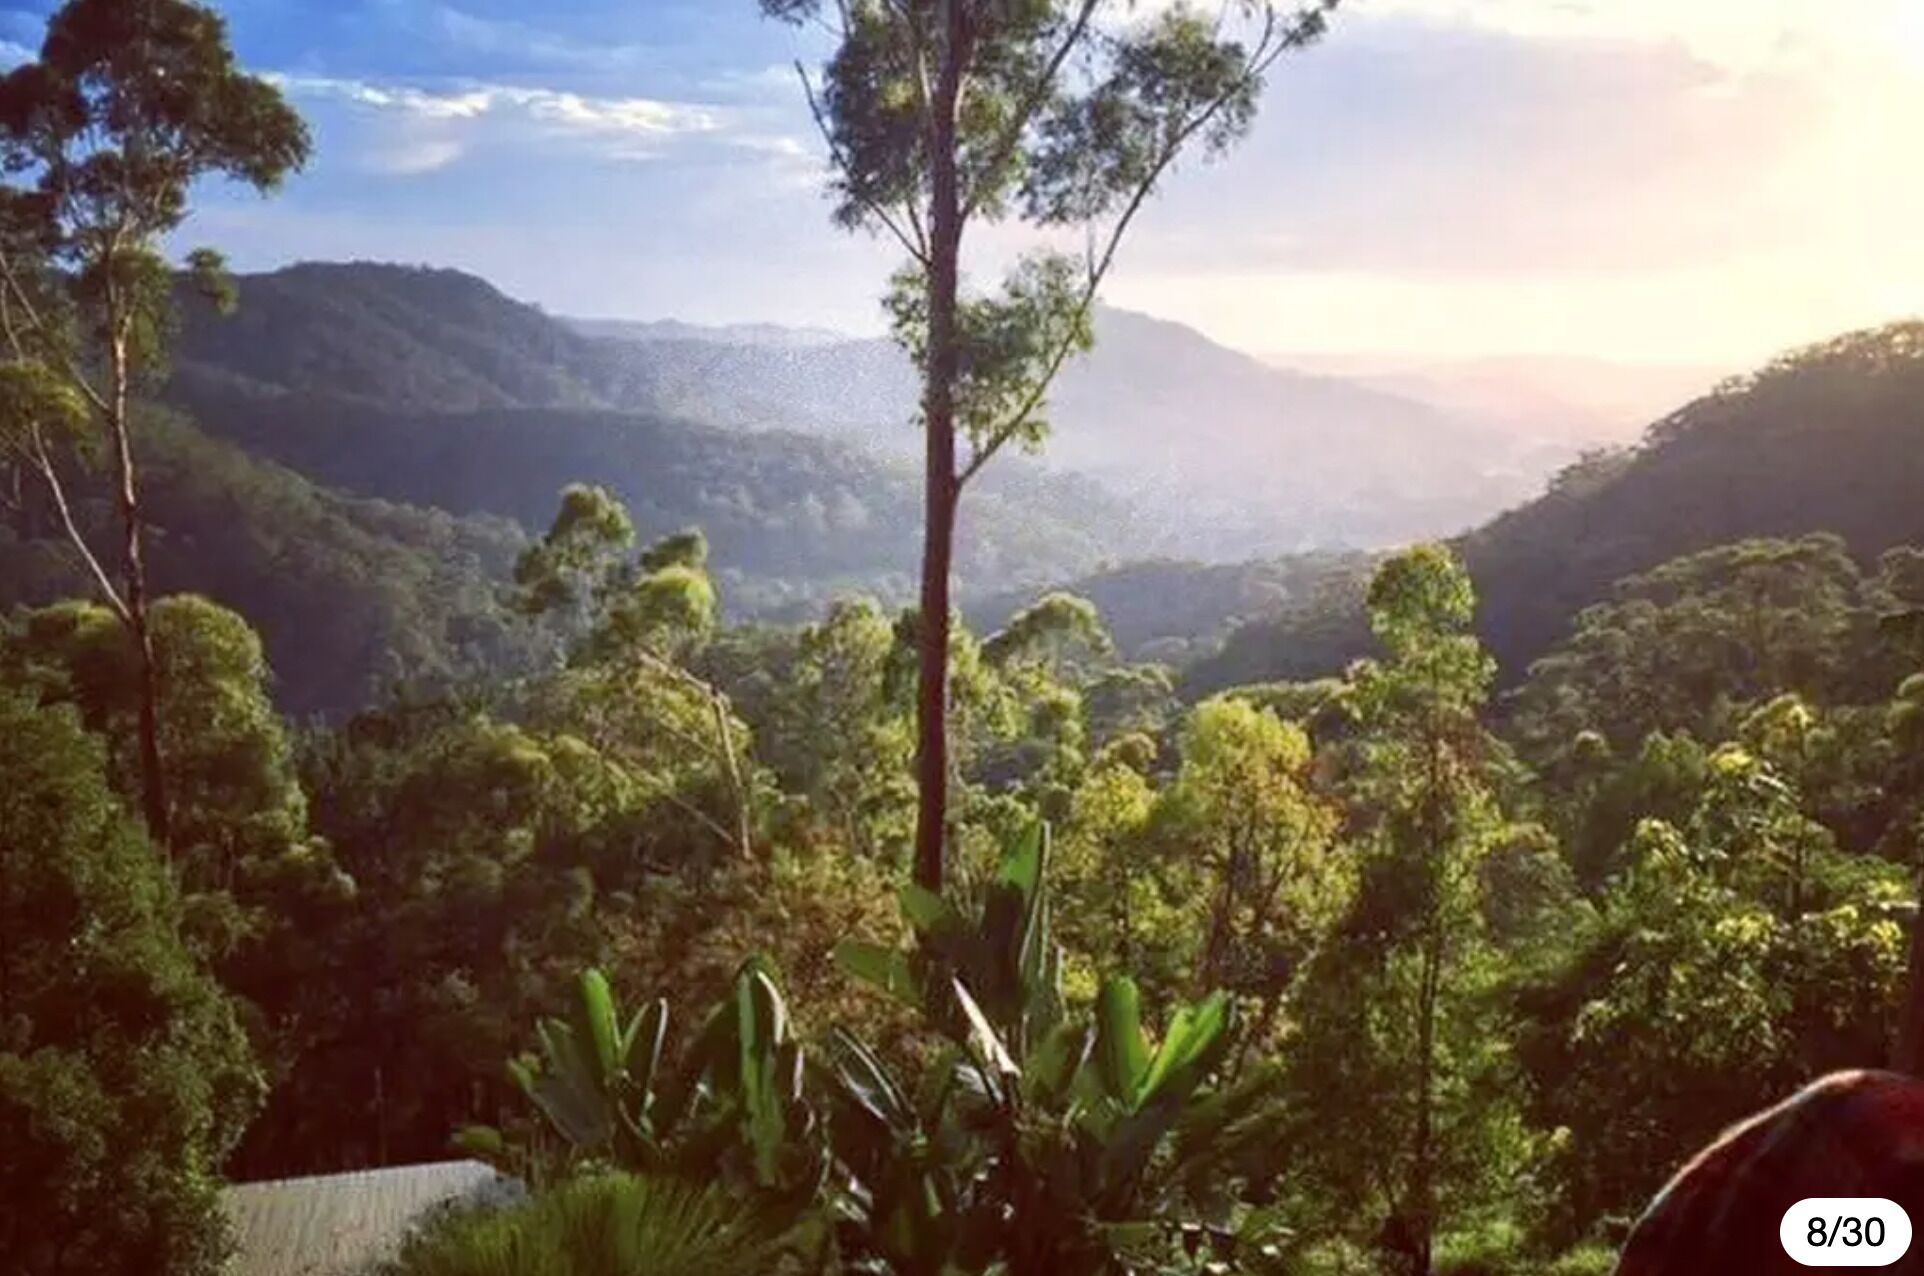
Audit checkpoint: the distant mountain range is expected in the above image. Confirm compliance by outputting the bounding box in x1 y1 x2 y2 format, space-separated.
570 317 849 349
162 261 1623 583
163 264 1146 617
1191 321 1924 691
584 304 1601 557
14 256 1894 715
1271 352 1732 450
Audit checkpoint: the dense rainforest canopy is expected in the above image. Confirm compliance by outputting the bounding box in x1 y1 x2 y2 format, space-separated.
3 3 1924 1276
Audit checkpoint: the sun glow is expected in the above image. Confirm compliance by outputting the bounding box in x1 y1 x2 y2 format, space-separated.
1897 4 1924 74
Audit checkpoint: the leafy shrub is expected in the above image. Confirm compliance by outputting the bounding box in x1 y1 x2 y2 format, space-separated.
0 691 260 1275
1543 1243 1618 1276
386 1172 792 1276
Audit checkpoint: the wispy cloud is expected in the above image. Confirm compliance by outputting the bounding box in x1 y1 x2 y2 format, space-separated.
365 137 467 176
272 74 721 137
268 73 731 170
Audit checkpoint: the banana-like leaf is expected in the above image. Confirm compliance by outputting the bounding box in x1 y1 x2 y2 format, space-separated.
658 996 729 1133
1093 991 1236 1193
828 1027 914 1132
899 881 965 939
507 1054 537 1099
626 998 670 1125
540 1016 596 1101
525 1064 614 1150
981 821 1045 966
834 939 920 1006
575 968 622 1087
1025 1020 1093 1106
735 961 793 1186
1136 991 1231 1108
953 976 1019 1087
451 1124 506 1161
1094 977 1151 1104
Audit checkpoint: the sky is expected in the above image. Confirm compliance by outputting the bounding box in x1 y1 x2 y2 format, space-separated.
4 0 1922 366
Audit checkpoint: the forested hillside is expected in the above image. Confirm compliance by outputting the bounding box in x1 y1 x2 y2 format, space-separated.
970 550 1371 663
1 413 527 713
171 262 654 412
177 263 1581 561
598 301 1572 554
1192 322 1924 691
169 264 1163 620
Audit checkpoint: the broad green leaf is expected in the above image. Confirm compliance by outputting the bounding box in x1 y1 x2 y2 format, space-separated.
1094 976 1151 1102
1025 1020 1092 1104
981 822 1045 982
628 999 669 1119
835 939 920 1005
451 1124 505 1160
827 1028 913 1131
997 820 1046 900
900 881 964 936
575 968 621 1085
1137 991 1231 1106
953 976 1019 1083
735 962 792 1185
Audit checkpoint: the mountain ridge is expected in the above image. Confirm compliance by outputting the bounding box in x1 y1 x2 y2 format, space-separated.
1189 319 1924 692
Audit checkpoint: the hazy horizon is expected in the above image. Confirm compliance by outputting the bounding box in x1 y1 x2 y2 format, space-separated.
10 0 1895 369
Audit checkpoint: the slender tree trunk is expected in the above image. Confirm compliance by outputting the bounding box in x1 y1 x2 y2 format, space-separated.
911 11 968 892
108 332 170 847
709 687 753 859
1410 926 1441 1276
1406 704 1447 1276
1894 870 1924 1073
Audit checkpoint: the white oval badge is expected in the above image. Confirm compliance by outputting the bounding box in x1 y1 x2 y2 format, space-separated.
1780 1198 1913 1266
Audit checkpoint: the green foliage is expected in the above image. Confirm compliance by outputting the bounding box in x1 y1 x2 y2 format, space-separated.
7 595 321 883
163 264 1141 619
386 1172 794 1276
0 689 260 1276
1516 744 1909 1244
233 707 643 1175
837 821 1065 1052
972 552 1372 665
827 822 1273 1276
734 599 919 857
1283 546 1527 1271
0 411 531 714
504 959 821 1198
1195 320 1924 693
1514 535 1883 762
1104 696 1346 1018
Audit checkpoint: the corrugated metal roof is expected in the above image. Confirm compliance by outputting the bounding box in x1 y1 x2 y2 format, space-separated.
223 1160 522 1276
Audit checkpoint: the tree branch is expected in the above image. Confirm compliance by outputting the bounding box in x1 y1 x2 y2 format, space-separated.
23 423 131 625
630 649 756 861
0 246 110 417
962 0 1103 220
796 62 931 266
958 2 1340 491
0 263 131 622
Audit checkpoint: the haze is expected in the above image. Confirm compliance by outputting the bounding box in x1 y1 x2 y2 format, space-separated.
55 0 1913 375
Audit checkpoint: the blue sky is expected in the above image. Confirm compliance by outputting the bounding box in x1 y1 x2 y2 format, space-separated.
4 0 1920 363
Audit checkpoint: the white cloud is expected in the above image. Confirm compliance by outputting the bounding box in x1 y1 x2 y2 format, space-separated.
272 74 720 135
364 137 468 176
272 75 497 120
268 74 727 170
